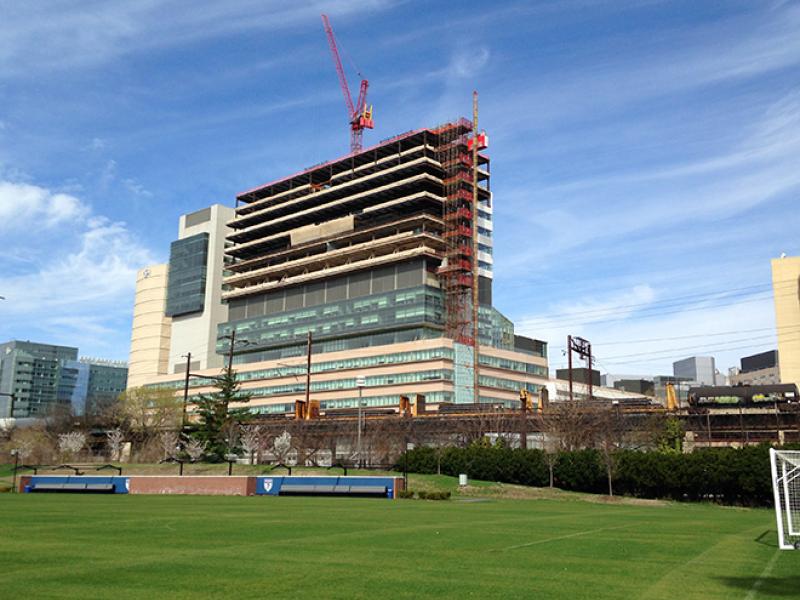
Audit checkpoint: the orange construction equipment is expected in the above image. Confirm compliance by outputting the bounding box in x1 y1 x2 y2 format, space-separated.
413 394 426 416
399 395 411 417
666 383 678 411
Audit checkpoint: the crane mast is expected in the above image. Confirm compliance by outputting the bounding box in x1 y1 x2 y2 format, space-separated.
321 14 373 153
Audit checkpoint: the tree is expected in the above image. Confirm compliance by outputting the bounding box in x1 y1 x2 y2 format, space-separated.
656 416 685 454
116 387 182 441
159 430 180 460
192 367 252 461
184 438 207 462
58 431 86 460
240 425 260 464
272 431 293 464
106 428 125 461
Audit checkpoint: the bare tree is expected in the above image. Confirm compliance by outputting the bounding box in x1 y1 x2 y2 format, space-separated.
117 387 182 447
185 438 207 463
158 430 180 460
58 432 86 460
240 425 260 464
106 428 124 461
272 431 293 464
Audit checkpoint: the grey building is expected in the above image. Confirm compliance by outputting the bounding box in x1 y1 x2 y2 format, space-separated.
613 379 655 396
555 368 601 387
730 350 780 386
0 341 78 417
65 358 128 415
673 356 717 386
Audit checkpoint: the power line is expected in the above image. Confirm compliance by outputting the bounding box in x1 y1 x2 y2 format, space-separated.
597 333 791 362
551 324 798 349
599 337 800 367
518 280 797 326
517 290 794 333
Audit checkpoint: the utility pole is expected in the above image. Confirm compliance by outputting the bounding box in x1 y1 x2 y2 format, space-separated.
567 335 574 402
181 352 191 428
356 375 366 468
567 336 593 401
226 329 236 372
305 332 313 406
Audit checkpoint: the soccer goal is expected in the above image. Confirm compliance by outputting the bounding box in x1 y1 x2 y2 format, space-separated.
770 449 800 550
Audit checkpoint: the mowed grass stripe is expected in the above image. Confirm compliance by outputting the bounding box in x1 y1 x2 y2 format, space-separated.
3 494 798 599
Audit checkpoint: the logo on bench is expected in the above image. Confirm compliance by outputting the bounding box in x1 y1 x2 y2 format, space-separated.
263 479 273 493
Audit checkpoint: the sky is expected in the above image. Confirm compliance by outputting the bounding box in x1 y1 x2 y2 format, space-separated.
0 0 798 378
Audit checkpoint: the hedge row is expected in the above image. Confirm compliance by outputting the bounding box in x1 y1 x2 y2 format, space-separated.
399 443 797 506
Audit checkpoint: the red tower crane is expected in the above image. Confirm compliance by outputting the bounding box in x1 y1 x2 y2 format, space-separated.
321 14 373 154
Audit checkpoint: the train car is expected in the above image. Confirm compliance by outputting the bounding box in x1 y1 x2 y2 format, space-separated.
687 384 799 408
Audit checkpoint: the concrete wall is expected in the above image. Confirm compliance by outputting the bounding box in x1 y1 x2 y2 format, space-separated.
127 264 171 389
128 476 255 496
772 256 800 389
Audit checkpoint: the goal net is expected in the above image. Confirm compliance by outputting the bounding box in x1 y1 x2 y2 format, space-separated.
770 449 800 550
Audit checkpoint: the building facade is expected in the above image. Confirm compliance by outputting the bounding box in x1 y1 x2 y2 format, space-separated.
673 356 717 386
772 256 800 389
140 121 550 413
0 341 78 417
63 358 128 415
555 368 601 387
165 204 233 375
127 205 233 388
729 350 780 386
128 264 172 388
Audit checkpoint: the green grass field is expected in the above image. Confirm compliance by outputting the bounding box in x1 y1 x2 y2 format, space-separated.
2 476 798 600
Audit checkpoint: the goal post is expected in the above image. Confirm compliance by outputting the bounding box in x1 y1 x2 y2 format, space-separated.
770 448 800 550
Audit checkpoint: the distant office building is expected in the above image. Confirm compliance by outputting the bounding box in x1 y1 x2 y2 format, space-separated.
0 341 78 417
772 256 800 389
673 356 716 386
601 373 650 388
555 367 601 387
62 358 128 415
730 350 780 386
613 379 655 396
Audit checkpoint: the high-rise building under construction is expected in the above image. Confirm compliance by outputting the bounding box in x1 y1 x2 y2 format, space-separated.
142 121 548 414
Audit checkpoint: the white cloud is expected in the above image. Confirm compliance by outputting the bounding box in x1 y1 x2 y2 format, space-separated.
0 179 157 358
0 217 153 309
0 180 89 231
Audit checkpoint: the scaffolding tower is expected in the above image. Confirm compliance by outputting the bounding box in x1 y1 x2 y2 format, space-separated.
435 119 476 347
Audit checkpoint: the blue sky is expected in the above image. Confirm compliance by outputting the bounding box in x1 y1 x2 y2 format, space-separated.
0 0 798 377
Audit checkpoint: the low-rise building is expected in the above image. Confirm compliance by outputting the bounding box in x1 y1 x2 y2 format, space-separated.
730 350 780 386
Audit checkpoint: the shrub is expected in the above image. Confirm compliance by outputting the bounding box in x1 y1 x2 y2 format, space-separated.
396 490 414 499
401 442 786 506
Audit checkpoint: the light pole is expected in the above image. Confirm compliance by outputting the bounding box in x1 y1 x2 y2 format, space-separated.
356 375 366 468
11 448 19 493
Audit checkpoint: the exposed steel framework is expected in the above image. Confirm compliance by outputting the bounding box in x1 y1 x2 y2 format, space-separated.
321 14 374 154
434 120 476 346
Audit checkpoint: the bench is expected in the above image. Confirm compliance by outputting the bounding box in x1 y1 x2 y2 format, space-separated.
31 482 116 493
278 484 387 497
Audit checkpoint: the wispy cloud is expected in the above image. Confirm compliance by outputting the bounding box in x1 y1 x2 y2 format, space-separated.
0 179 157 358
0 1 397 77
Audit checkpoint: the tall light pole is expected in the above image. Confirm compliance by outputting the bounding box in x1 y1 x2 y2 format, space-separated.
356 375 366 468
11 448 19 493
